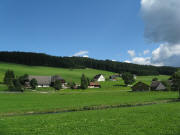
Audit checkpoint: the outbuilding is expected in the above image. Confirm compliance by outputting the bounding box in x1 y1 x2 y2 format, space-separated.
131 82 150 91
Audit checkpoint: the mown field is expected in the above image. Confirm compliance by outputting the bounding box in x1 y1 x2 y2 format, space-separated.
0 91 178 116
0 62 178 135
1 102 180 135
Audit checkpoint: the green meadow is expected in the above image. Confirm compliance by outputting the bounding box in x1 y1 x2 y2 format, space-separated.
0 62 178 135
0 62 169 91
1 102 180 135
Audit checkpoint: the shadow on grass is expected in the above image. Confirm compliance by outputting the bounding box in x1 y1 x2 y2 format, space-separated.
155 97 180 101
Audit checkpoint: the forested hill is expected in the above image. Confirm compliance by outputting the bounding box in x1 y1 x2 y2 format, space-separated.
0 51 177 76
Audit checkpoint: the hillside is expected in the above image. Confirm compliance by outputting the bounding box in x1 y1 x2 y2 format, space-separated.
0 62 114 83
0 51 177 75
0 62 170 92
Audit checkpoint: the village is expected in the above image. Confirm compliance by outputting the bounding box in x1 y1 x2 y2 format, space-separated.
3 70 170 92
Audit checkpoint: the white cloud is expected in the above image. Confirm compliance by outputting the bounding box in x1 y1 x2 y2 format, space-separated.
140 0 180 66
124 60 131 63
73 51 88 57
112 60 117 62
126 44 180 66
83 55 89 58
127 50 136 57
143 50 150 55
131 57 151 65
151 43 180 66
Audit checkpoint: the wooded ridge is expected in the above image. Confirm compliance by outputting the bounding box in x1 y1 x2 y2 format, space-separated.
0 51 177 76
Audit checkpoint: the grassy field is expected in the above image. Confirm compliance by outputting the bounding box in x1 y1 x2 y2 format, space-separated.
1 102 180 135
0 62 178 135
0 91 178 116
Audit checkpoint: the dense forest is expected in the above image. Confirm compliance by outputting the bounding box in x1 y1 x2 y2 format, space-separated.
0 51 177 76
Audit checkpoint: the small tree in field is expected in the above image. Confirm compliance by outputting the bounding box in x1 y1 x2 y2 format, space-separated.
4 70 15 85
122 72 135 86
13 79 23 92
68 81 76 89
8 79 23 92
81 74 88 89
172 72 180 98
53 80 62 90
19 74 29 86
30 78 38 90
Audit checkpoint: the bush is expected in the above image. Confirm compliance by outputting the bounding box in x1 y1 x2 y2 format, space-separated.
122 72 135 86
19 74 29 86
30 78 38 90
13 79 23 92
68 81 76 89
8 79 23 92
161 80 171 91
152 77 158 81
53 80 62 90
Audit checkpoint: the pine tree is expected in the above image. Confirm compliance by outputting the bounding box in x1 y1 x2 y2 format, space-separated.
4 70 15 85
81 74 88 89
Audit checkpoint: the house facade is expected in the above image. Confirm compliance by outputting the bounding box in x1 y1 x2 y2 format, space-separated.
28 75 65 88
88 82 101 88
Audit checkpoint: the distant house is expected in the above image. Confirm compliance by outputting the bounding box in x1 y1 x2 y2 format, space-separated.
109 74 120 81
28 75 65 88
133 74 137 79
131 82 150 92
150 81 166 91
88 82 101 88
94 74 105 82
51 75 65 83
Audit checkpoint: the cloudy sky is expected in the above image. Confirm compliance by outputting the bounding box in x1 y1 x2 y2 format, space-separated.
0 0 179 67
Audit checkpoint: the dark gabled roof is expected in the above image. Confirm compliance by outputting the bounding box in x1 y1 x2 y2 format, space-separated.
51 75 65 83
29 76 51 85
132 82 150 91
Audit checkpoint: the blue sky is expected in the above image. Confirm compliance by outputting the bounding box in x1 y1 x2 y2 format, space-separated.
0 0 164 62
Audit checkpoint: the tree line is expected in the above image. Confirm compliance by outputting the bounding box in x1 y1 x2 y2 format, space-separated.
0 51 177 75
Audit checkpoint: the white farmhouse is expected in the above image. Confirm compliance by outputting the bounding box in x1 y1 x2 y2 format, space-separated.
94 74 105 82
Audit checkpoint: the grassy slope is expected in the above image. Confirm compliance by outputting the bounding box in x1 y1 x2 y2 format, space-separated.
1 102 180 135
0 62 170 91
0 62 114 83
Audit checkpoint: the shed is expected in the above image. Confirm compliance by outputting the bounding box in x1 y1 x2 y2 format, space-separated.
150 81 166 91
131 82 150 91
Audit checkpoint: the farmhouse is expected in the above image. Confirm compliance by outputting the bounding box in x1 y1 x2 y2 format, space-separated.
109 74 120 81
150 81 166 91
131 82 150 91
94 74 105 82
28 75 65 88
88 82 101 88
